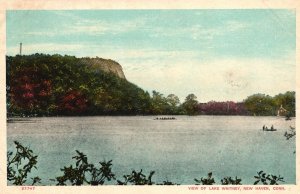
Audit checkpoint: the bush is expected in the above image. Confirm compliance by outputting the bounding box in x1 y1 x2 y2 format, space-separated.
221 176 242 185
7 141 41 185
194 172 215 185
55 150 115 185
254 171 284 185
117 170 155 185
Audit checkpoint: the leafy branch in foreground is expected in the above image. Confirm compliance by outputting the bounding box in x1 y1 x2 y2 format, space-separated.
284 126 296 140
117 170 155 185
7 141 41 185
194 173 242 185
157 180 180 185
221 176 242 185
254 170 284 185
284 126 296 154
55 150 115 185
194 172 215 185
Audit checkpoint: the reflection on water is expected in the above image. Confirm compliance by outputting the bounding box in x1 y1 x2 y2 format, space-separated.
7 116 296 185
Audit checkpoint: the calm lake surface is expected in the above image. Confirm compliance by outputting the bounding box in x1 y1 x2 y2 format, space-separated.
7 116 295 185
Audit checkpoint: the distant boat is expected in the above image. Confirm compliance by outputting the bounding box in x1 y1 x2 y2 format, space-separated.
154 117 176 120
262 125 277 131
263 128 277 131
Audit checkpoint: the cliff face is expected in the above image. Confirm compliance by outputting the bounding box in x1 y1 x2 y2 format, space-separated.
79 57 126 79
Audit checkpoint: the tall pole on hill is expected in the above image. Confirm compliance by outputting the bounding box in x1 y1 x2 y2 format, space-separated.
19 42 22 55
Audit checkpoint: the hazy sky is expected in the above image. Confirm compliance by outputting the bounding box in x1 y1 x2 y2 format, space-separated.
6 10 295 102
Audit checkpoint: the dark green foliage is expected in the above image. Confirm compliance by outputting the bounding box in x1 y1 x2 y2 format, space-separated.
7 141 40 185
55 150 115 185
273 91 295 117
284 126 296 140
117 170 155 185
166 94 181 114
194 172 215 185
56 150 90 185
254 171 284 185
244 94 276 116
182 94 199 115
90 161 115 185
149 91 182 115
221 176 242 185
150 91 169 115
244 92 295 116
284 126 296 154
31 176 42 185
157 180 179 185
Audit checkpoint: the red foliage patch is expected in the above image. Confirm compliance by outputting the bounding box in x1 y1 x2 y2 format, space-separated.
10 67 52 110
60 90 88 114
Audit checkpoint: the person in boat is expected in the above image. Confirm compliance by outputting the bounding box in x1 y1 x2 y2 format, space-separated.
271 125 274 130
263 125 265 130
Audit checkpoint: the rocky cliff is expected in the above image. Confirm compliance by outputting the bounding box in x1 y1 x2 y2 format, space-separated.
79 57 126 79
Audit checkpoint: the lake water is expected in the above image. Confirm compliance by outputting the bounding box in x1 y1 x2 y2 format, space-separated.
7 116 295 185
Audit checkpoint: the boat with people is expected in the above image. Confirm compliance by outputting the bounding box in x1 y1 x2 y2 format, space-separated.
154 117 176 120
262 125 277 131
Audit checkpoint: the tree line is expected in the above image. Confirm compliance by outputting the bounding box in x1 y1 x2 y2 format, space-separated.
6 54 295 117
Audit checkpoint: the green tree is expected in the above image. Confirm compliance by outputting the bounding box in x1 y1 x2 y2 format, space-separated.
150 90 168 115
182 94 199 115
166 94 180 114
244 94 276 116
273 91 295 117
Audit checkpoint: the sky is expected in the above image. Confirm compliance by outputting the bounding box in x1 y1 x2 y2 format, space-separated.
6 10 296 102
